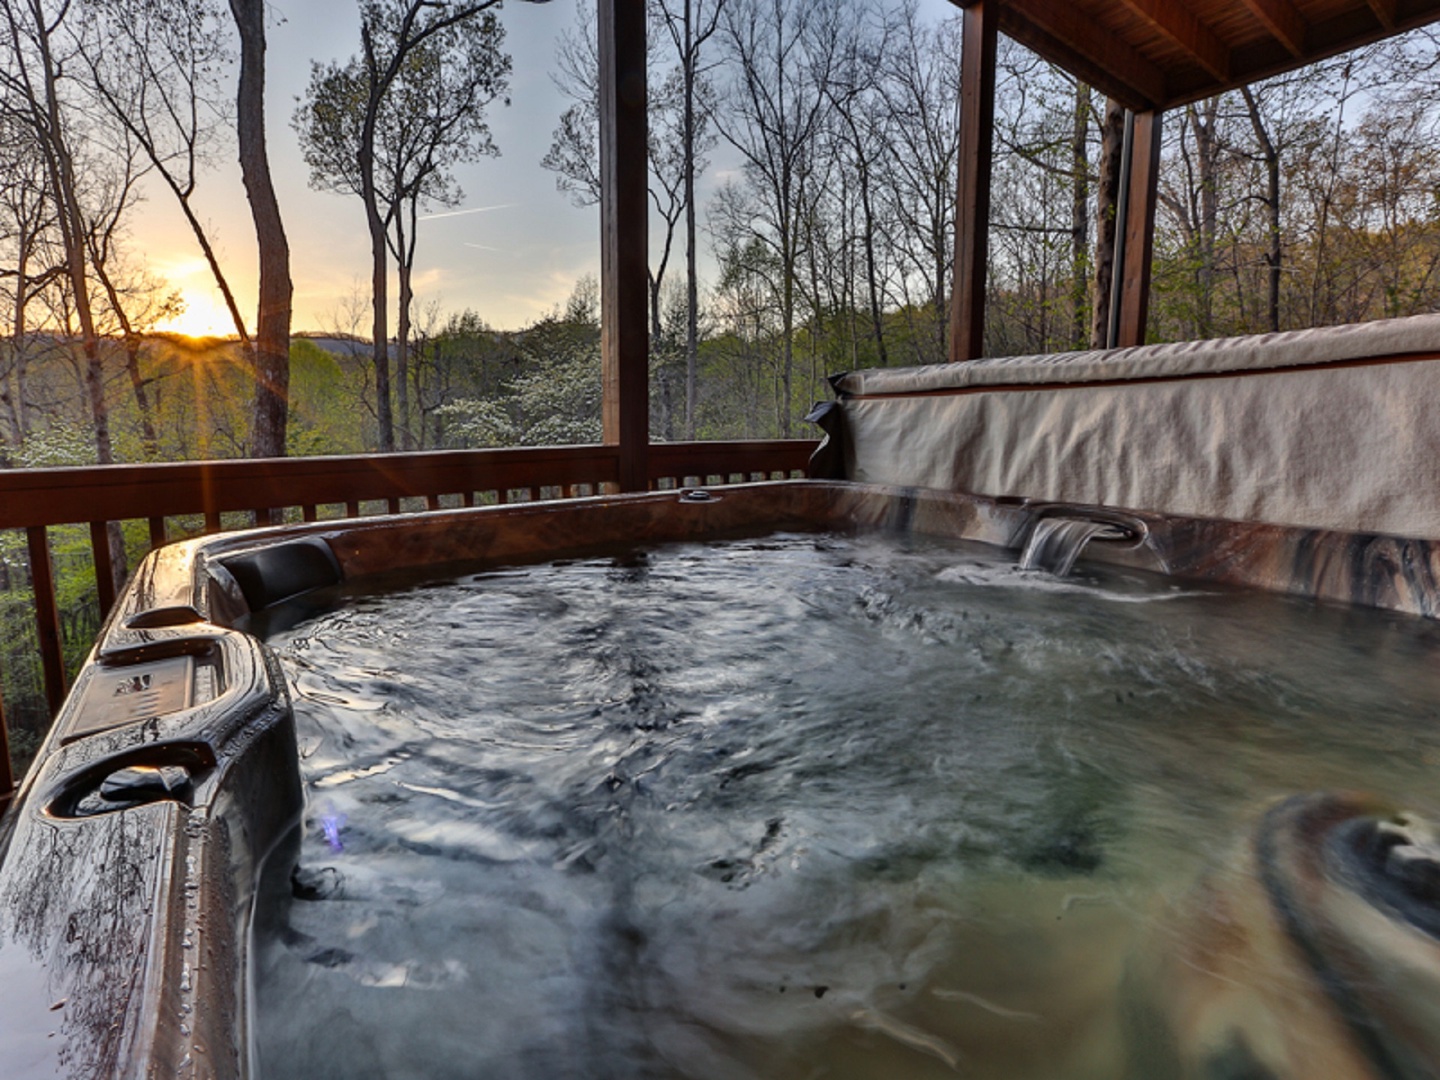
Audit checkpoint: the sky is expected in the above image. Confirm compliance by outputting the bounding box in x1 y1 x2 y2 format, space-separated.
146 0 601 337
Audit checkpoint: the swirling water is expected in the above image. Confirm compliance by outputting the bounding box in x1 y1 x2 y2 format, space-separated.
248 532 1440 1079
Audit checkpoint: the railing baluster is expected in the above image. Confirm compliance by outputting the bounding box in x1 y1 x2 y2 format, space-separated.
204 509 222 533
88 521 117 619
26 526 67 716
425 494 440 511
303 505 318 523
387 497 401 515
346 500 360 519
149 516 167 549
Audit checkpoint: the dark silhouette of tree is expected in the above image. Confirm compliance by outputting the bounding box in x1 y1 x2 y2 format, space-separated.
0 0 114 465
229 0 293 459
78 0 247 347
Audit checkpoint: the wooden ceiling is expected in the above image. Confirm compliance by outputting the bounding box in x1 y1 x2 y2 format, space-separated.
949 0 1440 110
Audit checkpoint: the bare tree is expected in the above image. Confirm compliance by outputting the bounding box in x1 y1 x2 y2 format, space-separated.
0 0 115 464
0 111 62 449
716 0 844 436
872 2 960 364
76 0 248 343
826 14 890 367
297 5 510 450
296 0 519 454
1090 98 1123 347
82 129 182 459
656 0 728 436
541 2 705 433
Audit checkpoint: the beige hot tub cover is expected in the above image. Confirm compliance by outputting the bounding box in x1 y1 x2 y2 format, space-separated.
822 313 1440 538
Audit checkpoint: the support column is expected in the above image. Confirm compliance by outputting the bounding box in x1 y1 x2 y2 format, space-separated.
949 0 997 363
1115 109 1163 348
598 0 650 491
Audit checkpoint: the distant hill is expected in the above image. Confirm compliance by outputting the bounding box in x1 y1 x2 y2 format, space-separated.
292 332 370 356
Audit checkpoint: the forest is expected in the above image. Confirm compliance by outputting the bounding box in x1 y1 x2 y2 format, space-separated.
4 0 1440 750
4 1 1440 464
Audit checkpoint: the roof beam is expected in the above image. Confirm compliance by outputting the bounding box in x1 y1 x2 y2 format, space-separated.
1367 0 1397 29
1009 0 1167 107
1241 0 1308 57
1116 0 1231 81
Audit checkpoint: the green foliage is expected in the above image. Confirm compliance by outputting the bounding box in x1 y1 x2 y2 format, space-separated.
288 339 367 456
436 281 602 448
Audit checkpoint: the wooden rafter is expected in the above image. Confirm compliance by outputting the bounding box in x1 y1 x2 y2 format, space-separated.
1241 0 1308 56
1116 0 1230 81
996 11 1150 111
1008 0 1167 107
945 0 1440 111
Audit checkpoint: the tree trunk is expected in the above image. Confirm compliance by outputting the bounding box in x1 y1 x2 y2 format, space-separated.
851 115 887 367
397 260 412 451
124 339 160 459
781 242 794 439
1070 82 1090 349
6 247 30 448
1090 98 1124 348
682 0 701 440
1192 100 1220 339
1241 86 1282 333
230 0 293 459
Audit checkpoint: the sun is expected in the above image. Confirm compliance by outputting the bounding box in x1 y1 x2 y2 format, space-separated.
153 288 242 340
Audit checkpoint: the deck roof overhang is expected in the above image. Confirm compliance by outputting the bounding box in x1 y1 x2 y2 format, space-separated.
942 0 1440 358
948 0 1440 111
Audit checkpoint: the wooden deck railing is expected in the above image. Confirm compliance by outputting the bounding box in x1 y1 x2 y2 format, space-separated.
0 439 816 800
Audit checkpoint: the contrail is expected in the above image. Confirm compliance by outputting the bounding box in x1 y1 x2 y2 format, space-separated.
420 203 515 222
464 242 502 252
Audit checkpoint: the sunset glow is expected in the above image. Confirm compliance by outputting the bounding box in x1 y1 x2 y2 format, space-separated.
152 288 241 340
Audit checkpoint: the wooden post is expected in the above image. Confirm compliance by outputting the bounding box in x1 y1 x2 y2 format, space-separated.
598 0 649 491
26 526 67 716
949 0 997 363
1115 109 1163 348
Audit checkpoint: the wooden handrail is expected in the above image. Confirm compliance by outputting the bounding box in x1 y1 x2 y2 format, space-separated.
0 440 815 528
0 439 816 786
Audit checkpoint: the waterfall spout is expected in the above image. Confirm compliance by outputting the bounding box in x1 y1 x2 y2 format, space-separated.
1020 517 1133 576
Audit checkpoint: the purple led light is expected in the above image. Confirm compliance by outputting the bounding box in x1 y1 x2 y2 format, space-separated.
320 812 347 852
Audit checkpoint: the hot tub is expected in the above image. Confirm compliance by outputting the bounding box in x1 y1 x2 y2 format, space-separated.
3 480 1440 1079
